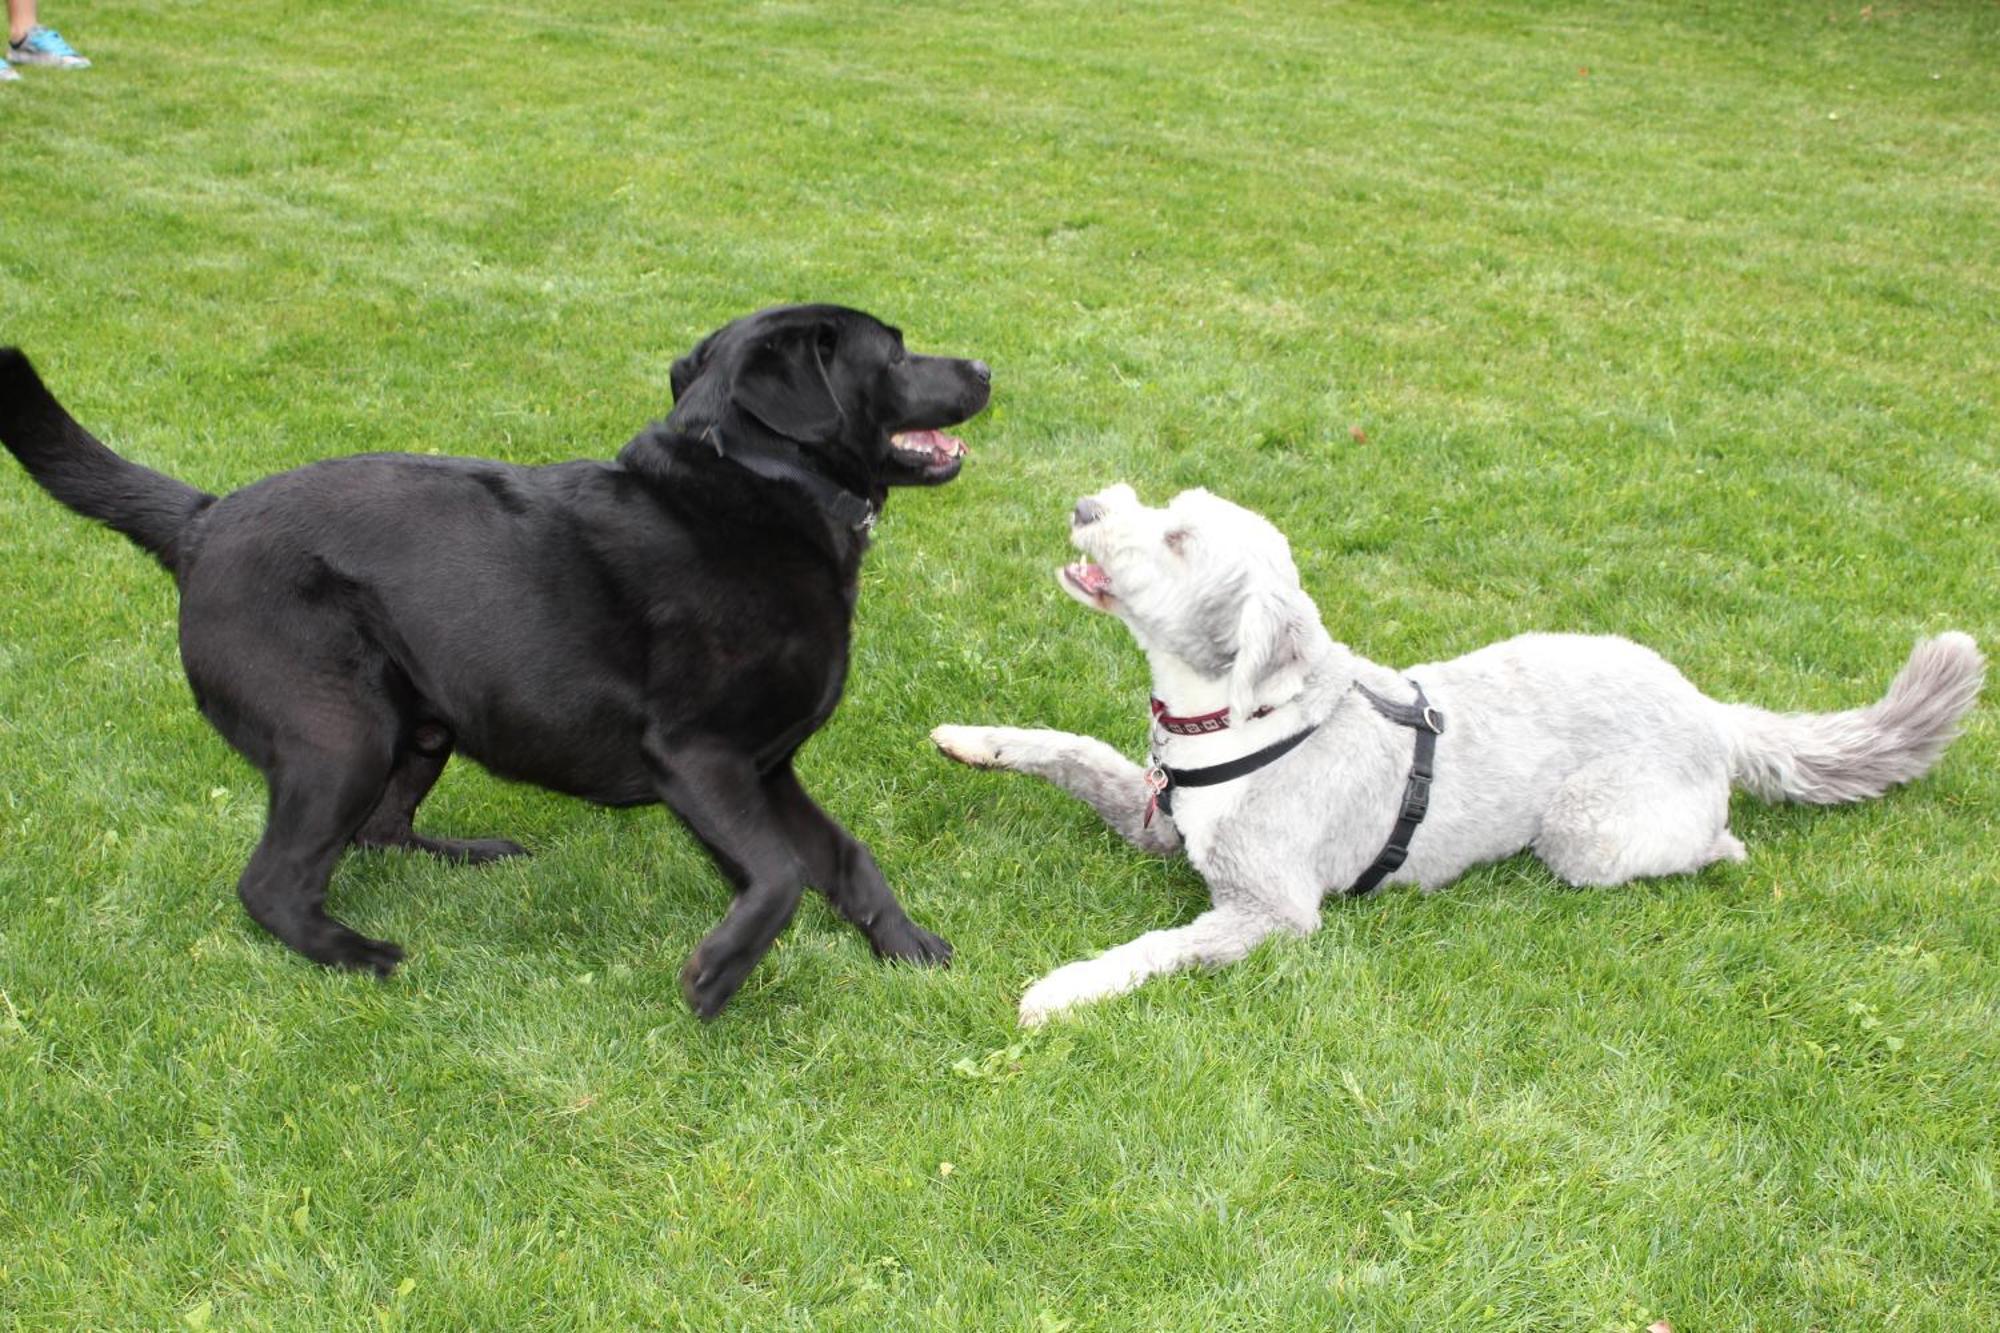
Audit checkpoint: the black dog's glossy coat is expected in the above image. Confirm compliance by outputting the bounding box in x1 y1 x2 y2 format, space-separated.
0 305 990 1017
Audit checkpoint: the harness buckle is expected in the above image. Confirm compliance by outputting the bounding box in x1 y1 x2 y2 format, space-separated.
1420 705 1444 735
1400 774 1431 822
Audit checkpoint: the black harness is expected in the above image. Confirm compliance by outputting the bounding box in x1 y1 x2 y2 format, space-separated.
1346 682 1445 896
1145 680 1446 897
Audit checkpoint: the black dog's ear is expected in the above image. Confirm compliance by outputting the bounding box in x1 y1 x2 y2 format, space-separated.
731 323 846 443
670 331 721 403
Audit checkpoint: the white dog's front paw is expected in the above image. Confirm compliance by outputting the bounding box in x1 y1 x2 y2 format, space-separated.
932 724 1007 769
1018 959 1118 1027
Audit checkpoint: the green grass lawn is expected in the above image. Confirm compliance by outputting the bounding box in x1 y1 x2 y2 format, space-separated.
4 0 1997 1326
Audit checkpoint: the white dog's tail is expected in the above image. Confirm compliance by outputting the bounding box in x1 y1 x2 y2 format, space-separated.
1717 632 1984 805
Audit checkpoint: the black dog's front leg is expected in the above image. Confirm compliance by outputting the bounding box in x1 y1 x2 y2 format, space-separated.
647 737 809 1019
763 763 951 967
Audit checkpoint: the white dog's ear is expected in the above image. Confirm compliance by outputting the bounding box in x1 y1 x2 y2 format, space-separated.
1229 587 1308 720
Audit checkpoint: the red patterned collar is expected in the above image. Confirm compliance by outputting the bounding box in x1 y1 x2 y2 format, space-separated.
1150 698 1273 736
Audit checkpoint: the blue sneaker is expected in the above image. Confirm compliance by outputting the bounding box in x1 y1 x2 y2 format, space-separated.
7 26 90 68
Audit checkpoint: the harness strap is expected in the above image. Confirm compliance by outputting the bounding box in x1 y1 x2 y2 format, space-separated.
1140 681 1448 889
1151 725 1318 823
1346 681 1445 896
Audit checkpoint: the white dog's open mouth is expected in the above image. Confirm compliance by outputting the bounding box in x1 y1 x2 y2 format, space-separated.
1061 560 1114 606
890 429 968 476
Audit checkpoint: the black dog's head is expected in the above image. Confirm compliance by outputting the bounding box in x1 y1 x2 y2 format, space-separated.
665 304 991 491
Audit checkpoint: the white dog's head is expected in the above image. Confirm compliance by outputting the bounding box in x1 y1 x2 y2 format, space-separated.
1059 484 1324 719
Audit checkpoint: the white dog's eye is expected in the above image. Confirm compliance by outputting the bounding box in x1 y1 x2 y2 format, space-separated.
1164 528 1189 554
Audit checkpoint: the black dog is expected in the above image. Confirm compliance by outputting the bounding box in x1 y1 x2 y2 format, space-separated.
0 304 990 1017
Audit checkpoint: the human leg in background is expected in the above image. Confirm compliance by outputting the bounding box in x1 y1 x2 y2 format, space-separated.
7 0 91 68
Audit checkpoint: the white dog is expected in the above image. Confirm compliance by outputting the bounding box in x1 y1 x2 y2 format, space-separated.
933 484 1984 1026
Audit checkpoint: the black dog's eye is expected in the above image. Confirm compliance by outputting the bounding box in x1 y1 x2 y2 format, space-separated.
816 325 840 360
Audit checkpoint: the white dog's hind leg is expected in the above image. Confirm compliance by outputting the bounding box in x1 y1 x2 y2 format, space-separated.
1708 829 1749 864
1018 906 1298 1026
1535 759 1737 886
931 725 1181 856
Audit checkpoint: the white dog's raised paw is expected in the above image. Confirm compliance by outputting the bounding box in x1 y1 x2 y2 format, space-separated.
931 724 1004 768
1017 961 1113 1027
1017 985 1066 1028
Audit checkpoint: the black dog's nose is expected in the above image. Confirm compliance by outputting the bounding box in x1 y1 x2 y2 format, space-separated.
1073 497 1106 527
969 360 992 385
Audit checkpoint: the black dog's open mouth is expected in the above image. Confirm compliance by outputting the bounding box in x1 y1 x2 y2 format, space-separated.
890 429 969 483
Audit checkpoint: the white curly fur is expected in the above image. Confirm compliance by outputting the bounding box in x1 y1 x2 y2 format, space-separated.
933 484 1984 1026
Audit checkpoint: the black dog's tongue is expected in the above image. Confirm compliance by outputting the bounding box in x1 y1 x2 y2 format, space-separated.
891 430 968 465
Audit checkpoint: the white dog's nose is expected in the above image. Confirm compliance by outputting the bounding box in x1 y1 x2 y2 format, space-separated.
1073 497 1106 527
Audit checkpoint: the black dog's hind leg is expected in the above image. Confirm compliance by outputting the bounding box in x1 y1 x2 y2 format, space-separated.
352 723 528 864
763 763 951 966
646 736 810 1019
237 740 407 977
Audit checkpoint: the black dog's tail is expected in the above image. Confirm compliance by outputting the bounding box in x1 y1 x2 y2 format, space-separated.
0 348 214 572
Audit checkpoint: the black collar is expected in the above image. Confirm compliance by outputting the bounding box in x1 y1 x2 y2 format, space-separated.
1140 679 1447 899
710 431 878 537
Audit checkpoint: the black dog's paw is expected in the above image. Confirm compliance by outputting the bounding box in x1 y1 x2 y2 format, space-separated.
679 947 752 1021
871 916 953 968
323 930 406 978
